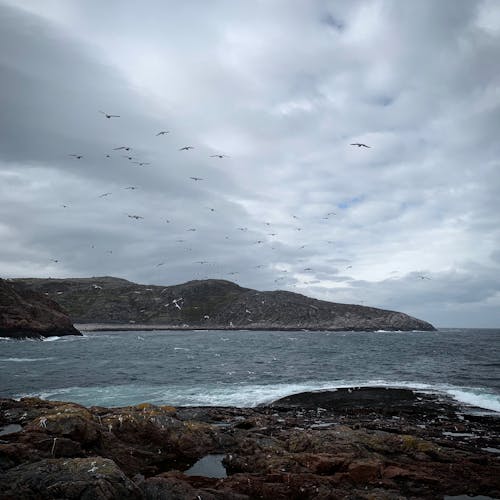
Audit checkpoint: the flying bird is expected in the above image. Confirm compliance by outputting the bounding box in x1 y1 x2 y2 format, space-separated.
418 275 432 280
210 154 229 158
179 146 194 151
187 228 197 232
127 214 144 220
50 259 59 263
189 177 203 181
99 111 120 119
98 192 112 198
156 131 170 136
350 143 371 148
105 154 111 158
156 262 165 267
113 146 132 151
132 162 151 167
69 154 83 159
124 186 137 190
123 155 135 161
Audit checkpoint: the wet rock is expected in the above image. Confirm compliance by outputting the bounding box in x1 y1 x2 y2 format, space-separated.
0 457 141 499
1 390 499 499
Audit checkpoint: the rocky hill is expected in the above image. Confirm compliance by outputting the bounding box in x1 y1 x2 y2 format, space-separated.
0 278 81 339
11 277 436 331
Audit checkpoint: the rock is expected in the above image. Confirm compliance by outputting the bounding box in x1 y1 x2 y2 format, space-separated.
0 278 80 338
0 457 141 499
269 387 417 410
1 390 500 499
12 276 436 331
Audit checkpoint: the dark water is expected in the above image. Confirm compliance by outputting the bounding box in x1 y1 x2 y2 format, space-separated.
1 328 499 411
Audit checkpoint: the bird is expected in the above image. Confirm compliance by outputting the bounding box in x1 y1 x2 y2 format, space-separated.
303 268 312 271
345 265 352 270
179 146 194 151
210 154 229 158
50 259 59 263
206 207 215 212
156 262 165 267
132 162 151 167
99 111 120 119
61 204 69 208
350 143 371 148
156 131 169 136
127 214 143 220
113 146 132 151
69 154 83 159
418 275 431 280
123 155 135 161
187 228 197 232
189 177 203 181
124 186 137 190
165 219 171 223
237 227 248 231
105 154 111 158
98 192 112 198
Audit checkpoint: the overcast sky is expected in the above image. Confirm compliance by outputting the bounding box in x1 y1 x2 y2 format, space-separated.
1 0 499 327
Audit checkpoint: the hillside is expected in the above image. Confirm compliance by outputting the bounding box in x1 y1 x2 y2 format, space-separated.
11 277 436 331
0 278 81 338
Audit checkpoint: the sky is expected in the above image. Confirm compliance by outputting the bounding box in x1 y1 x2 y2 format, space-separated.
0 0 499 328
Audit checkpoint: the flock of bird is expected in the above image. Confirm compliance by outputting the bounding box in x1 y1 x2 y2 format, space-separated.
58 110 433 287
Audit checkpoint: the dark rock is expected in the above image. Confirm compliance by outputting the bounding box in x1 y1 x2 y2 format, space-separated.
0 457 141 499
269 387 417 410
0 277 80 338
12 276 436 331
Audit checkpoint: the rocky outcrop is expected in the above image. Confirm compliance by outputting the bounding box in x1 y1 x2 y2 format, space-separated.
0 278 81 339
12 277 436 331
0 389 499 499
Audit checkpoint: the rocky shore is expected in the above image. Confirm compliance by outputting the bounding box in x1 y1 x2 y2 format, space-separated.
1 388 499 499
0 278 81 339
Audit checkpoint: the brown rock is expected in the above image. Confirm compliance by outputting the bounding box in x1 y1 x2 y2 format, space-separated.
0 278 80 338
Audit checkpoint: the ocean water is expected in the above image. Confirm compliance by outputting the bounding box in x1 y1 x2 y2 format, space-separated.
1 328 499 412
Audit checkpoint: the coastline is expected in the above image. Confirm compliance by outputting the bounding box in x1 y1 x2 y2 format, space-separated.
75 323 433 332
1 387 499 499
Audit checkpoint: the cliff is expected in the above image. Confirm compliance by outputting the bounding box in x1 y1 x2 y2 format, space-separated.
0 278 81 339
11 277 435 331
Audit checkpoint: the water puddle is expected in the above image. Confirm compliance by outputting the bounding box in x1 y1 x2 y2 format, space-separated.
0 424 22 436
442 432 477 438
185 454 227 478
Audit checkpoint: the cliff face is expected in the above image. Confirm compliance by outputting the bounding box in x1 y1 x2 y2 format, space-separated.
0 278 81 338
11 277 436 331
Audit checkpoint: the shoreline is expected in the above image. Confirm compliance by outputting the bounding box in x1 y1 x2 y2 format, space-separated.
75 323 433 332
1 387 499 498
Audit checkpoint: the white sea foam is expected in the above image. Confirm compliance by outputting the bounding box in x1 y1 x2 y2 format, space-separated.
14 379 500 412
0 357 54 362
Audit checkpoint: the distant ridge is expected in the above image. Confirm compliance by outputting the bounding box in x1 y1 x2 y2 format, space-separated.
11 277 436 332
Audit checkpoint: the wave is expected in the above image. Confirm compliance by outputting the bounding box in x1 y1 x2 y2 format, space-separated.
0 357 54 362
16 379 500 412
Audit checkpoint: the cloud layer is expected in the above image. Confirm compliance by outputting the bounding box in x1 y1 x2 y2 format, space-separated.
1 0 499 327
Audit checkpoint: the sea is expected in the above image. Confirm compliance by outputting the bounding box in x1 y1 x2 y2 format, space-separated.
1 328 499 413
